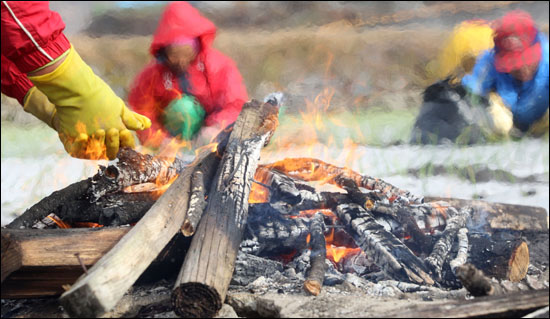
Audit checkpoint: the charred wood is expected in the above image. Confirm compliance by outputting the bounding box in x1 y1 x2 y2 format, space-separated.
335 203 434 285
456 263 502 296
231 252 284 286
89 147 189 201
304 213 327 296
424 196 549 231
182 149 222 236
425 206 472 280
467 230 529 282
6 179 91 230
449 228 469 275
242 203 311 256
261 158 423 204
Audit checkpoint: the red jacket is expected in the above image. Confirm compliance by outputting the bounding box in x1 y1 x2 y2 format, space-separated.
1 1 70 103
128 2 248 146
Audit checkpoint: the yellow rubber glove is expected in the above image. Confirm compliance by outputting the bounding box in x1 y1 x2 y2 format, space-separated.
23 86 57 129
28 45 151 160
487 92 513 137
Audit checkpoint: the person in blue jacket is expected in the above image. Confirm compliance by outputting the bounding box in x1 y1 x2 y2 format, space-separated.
462 10 549 138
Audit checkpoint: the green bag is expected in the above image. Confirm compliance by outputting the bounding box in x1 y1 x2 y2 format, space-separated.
162 95 206 140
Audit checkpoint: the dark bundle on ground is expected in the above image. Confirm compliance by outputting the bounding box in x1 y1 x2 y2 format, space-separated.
410 78 488 145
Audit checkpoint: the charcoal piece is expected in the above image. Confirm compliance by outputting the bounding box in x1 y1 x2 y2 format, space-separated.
231 252 284 286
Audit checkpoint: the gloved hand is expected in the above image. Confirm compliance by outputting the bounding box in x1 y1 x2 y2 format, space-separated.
28 45 151 160
487 92 513 136
23 86 56 129
162 95 205 140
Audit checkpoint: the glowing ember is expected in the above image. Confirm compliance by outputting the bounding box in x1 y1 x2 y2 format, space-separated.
72 222 104 228
47 215 71 229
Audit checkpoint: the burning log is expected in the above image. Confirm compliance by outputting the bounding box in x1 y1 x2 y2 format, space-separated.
6 179 91 230
303 213 327 296
261 157 423 204
172 99 280 318
90 147 188 201
335 203 434 285
242 203 311 256
58 130 231 318
425 206 472 280
257 167 350 214
5 149 189 230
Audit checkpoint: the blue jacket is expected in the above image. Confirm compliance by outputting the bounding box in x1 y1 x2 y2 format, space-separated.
462 32 549 131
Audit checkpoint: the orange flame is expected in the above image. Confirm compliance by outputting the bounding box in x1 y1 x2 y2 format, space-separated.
150 137 191 198
326 245 362 264
248 167 272 203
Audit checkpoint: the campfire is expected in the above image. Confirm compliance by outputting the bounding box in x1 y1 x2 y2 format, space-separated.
1 98 548 318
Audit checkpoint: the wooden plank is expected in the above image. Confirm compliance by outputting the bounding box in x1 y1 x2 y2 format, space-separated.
423 196 549 231
383 289 549 318
172 99 279 318
58 130 231 318
1 227 130 284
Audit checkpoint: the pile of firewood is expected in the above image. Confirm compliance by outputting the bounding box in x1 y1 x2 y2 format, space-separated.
2 97 549 318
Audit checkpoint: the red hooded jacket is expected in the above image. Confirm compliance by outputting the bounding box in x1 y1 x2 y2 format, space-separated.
128 2 248 146
1 1 70 104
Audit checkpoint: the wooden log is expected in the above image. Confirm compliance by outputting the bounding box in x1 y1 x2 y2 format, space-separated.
6 179 91 230
241 203 311 256
1 227 130 291
424 196 549 231
231 251 284 286
89 147 189 201
304 213 327 296
449 228 469 274
261 157 423 204
172 99 279 318
55 192 155 227
58 129 231 318
1 227 190 299
425 206 472 280
5 149 189 230
455 263 501 297
182 148 221 236
468 230 529 282
335 203 434 285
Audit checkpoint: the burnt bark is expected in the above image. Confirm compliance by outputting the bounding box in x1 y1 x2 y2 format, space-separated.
468 230 529 282
303 213 327 296
335 203 434 285
425 206 472 280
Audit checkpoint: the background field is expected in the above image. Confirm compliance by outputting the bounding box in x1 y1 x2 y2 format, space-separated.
1 1 549 224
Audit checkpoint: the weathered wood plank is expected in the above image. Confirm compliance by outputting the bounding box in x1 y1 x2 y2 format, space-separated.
1 227 130 284
383 289 549 318
172 99 279 318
